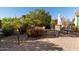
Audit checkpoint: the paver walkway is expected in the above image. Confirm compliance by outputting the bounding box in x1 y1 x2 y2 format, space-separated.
39 37 79 51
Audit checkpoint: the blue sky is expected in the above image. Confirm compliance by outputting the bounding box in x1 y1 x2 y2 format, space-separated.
0 7 79 21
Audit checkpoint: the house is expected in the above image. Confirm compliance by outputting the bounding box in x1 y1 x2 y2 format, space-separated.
0 20 1 28
50 19 57 30
74 10 79 29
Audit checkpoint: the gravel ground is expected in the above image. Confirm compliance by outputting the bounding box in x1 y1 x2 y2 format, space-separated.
0 32 79 51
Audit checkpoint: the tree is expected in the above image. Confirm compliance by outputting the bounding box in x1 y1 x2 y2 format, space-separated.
0 20 2 28
12 17 21 30
22 9 51 29
2 17 21 30
2 17 13 30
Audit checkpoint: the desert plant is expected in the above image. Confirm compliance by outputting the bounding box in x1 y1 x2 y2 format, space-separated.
26 26 45 37
69 24 78 32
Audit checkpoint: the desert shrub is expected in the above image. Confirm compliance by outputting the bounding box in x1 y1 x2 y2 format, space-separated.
70 24 78 32
26 26 45 37
71 27 78 32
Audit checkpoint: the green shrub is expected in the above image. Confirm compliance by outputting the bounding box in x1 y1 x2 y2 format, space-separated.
2 23 14 36
2 29 14 36
1 17 21 36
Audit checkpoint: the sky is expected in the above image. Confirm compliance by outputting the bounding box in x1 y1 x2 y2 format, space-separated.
0 7 79 21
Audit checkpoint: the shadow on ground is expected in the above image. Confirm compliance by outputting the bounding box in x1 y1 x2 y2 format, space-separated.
0 41 63 51
19 41 63 51
0 35 63 51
